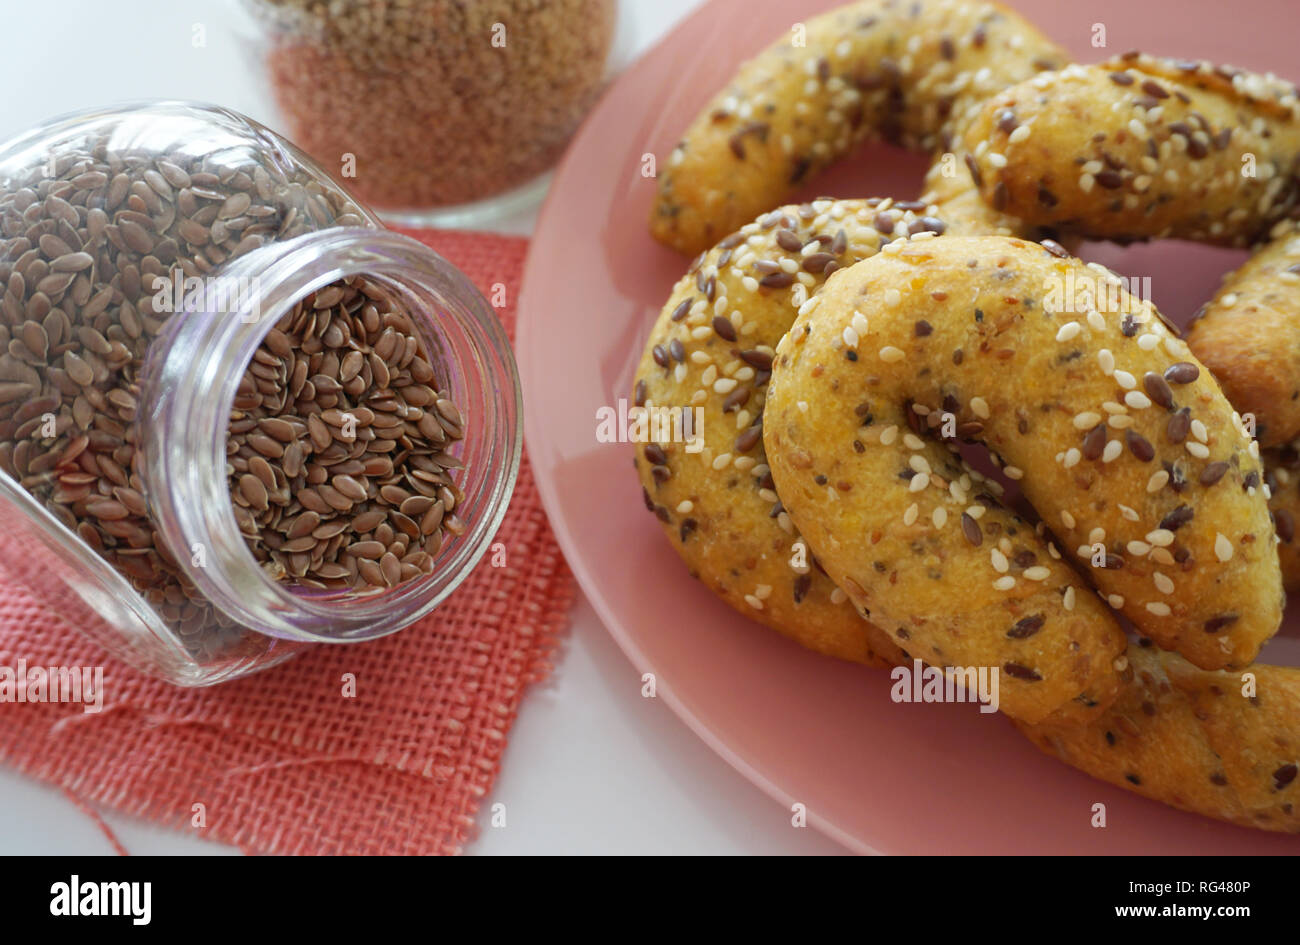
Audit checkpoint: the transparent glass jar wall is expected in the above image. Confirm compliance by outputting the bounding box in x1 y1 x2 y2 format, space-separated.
234 0 618 226
0 102 522 685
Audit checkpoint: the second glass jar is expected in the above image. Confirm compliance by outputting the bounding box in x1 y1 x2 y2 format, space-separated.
235 0 618 225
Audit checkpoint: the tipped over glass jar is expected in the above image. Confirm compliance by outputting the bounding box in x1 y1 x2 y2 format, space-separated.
0 101 522 685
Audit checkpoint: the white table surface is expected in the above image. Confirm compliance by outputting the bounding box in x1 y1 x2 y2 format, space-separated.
0 0 847 856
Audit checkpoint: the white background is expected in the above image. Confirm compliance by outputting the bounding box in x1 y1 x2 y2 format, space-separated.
0 0 846 855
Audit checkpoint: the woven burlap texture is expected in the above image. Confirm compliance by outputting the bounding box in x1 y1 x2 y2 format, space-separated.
0 230 574 855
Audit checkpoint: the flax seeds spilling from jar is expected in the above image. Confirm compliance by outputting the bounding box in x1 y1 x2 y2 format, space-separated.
228 277 467 591
0 132 467 657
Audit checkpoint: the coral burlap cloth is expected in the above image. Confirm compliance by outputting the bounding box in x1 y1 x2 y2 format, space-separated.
0 229 574 855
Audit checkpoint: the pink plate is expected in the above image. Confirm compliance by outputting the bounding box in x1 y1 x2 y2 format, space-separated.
518 0 1300 853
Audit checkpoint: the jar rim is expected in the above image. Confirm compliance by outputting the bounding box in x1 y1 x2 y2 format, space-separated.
136 227 522 642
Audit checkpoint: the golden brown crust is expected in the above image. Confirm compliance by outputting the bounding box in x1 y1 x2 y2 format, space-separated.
963 56 1300 246
632 198 969 668
764 236 1280 698
1163 658 1300 824
920 156 1025 238
1187 221 1300 447
1264 441 1300 591
650 0 1067 255
1017 645 1300 832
